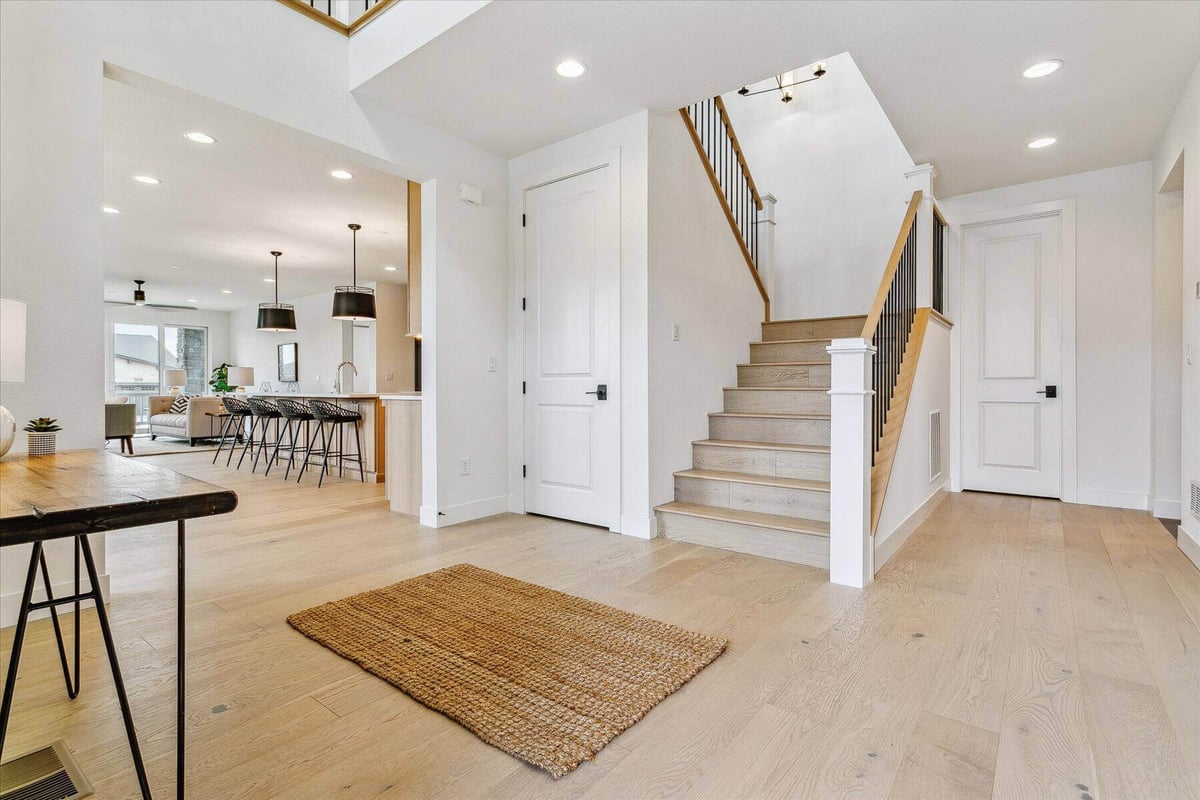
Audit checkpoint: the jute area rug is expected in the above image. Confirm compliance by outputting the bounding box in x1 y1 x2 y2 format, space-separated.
287 563 728 778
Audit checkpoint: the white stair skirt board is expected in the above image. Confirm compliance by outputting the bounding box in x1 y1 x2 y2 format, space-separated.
874 487 948 571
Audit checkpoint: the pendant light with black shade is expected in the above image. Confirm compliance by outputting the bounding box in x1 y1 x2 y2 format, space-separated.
257 250 297 331
331 223 376 320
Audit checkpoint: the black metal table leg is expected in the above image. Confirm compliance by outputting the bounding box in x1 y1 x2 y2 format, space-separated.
177 519 186 800
39 537 81 699
0 542 42 757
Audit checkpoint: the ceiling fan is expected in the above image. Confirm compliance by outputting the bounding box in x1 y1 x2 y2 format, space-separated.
105 280 197 311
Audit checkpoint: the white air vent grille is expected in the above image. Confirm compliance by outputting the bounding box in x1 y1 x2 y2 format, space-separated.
1191 480 1200 521
929 410 943 482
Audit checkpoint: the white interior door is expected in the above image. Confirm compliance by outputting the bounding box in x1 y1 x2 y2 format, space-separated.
962 213 1063 497
523 166 619 527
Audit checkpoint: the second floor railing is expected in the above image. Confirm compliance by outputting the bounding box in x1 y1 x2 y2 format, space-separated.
862 190 922 461
932 203 947 315
679 96 771 320
279 0 395 36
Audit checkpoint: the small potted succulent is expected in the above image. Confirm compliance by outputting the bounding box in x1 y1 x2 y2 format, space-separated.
24 417 62 456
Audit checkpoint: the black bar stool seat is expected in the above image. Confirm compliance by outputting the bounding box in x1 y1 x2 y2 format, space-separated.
244 397 282 473
273 398 317 481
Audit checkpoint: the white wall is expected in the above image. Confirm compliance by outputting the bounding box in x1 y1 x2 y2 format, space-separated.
875 317 950 568
230 290 350 393
720 52 916 320
647 110 765 510
1153 189 1184 519
940 161 1156 511
0 0 509 624
1153 60 1199 562
506 111 652 535
103 305 232 393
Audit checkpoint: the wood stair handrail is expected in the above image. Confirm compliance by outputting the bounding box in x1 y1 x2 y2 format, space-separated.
861 190 922 339
679 104 771 321
276 0 398 36
713 97 763 211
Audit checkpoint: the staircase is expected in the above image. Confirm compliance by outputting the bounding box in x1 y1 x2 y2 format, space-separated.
655 314 866 568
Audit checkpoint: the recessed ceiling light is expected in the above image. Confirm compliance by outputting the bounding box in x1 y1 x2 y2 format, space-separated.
384 265 398 272
185 131 216 144
170 265 182 270
187 298 197 303
330 170 353 180
103 206 121 214
264 277 275 283
133 175 161 184
556 59 587 78
1023 60 1063 79
1027 136 1057 149
221 289 233 294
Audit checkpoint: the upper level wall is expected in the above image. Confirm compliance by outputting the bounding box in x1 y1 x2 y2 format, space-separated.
721 52 916 320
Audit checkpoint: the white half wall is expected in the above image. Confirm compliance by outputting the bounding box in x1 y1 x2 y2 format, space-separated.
940 162 1155 511
720 52 916 320
1153 60 1199 562
647 110 765 512
506 111 651 536
875 316 951 568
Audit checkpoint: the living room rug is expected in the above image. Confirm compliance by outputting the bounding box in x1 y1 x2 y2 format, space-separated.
287 563 728 778
110 437 220 457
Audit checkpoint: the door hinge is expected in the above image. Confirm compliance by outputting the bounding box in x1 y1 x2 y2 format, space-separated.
522 213 526 227
522 464 527 478
522 381 526 394
521 297 526 311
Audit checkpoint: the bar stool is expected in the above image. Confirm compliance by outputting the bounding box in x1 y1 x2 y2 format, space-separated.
243 397 282 473
215 397 252 466
304 399 365 487
272 398 317 480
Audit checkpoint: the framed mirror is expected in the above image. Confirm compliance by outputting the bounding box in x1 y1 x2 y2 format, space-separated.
278 342 298 383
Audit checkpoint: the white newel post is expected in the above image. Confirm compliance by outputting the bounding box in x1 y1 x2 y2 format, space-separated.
827 338 875 588
904 163 937 308
757 193 777 306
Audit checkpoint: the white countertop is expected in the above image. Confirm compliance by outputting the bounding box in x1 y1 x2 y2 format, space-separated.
246 392 380 400
380 393 422 401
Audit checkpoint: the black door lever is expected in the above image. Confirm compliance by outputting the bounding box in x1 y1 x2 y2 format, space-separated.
585 384 608 401
1036 385 1057 398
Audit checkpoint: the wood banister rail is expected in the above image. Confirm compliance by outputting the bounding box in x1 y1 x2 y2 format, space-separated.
276 0 397 36
861 190 922 340
679 98 771 321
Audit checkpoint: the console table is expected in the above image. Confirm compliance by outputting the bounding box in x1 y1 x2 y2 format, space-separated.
0 450 238 798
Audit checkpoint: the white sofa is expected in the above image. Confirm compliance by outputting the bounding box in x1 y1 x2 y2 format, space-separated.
148 395 225 445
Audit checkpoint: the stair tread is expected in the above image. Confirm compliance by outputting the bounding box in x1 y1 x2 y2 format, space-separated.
655 501 830 536
709 411 831 420
725 386 829 392
692 439 831 453
674 468 830 492
751 338 834 344
738 361 829 367
763 314 866 324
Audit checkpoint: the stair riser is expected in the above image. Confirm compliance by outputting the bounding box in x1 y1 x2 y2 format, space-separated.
675 476 831 522
709 416 830 446
750 341 832 363
737 363 831 388
723 388 830 415
761 317 865 341
656 511 829 568
692 444 829 480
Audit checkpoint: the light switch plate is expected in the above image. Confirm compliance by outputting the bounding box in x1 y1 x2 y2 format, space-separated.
672 323 680 342
488 355 497 372
460 457 471 476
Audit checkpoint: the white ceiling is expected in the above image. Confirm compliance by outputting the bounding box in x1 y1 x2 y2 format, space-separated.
103 77 408 313
357 0 1200 197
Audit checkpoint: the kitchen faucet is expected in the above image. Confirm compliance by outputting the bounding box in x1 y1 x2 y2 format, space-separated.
333 361 358 394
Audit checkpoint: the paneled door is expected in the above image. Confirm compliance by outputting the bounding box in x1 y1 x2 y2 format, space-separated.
523 165 619 528
962 213 1063 497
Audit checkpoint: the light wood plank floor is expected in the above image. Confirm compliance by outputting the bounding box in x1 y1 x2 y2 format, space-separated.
3 453 1199 799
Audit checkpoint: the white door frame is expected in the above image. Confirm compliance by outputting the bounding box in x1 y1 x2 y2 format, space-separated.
951 197 1077 503
507 149 623 530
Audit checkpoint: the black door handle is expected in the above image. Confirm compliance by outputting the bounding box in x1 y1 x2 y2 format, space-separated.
585 384 608 401
1036 385 1057 398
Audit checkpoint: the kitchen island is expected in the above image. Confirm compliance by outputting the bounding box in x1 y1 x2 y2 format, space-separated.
381 393 421 515
244 392 386 483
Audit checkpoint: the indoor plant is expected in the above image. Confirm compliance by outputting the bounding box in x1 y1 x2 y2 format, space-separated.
209 362 233 394
24 417 62 456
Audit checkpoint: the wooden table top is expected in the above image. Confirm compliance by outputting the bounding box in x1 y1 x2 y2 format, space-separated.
0 449 238 546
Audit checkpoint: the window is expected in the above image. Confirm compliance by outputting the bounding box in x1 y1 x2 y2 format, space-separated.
110 322 209 430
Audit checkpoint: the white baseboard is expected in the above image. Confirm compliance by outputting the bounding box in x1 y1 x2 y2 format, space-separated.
619 513 657 540
1152 498 1183 519
1075 487 1150 511
875 487 948 571
419 495 509 528
2 574 110 629
1179 522 1200 572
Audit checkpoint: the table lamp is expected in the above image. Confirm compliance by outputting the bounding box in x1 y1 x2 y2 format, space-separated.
164 369 188 396
0 298 27 457
226 367 255 395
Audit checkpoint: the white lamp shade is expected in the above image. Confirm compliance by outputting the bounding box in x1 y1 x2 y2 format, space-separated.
226 366 255 387
164 368 188 388
0 298 27 383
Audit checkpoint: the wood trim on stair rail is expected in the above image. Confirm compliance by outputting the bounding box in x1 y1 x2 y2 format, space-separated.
678 106 771 321
861 190 923 340
275 0 399 36
870 307 931 535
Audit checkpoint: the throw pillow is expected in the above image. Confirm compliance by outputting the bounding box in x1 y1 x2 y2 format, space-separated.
169 394 191 415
